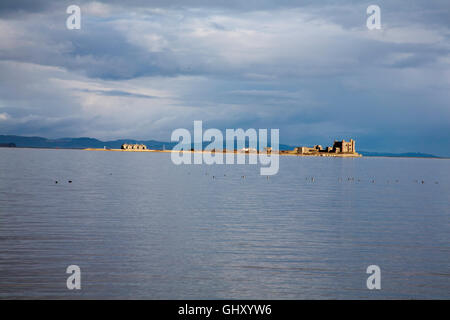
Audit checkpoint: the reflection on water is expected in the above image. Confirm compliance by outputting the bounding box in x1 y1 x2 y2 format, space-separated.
0 148 449 299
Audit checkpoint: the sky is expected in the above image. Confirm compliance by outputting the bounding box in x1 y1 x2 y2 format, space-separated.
0 0 449 155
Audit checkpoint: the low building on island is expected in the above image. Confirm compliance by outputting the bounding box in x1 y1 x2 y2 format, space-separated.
238 147 258 153
121 143 147 151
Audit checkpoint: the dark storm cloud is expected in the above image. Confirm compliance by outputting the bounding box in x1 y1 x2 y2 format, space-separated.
0 0 53 17
0 0 341 14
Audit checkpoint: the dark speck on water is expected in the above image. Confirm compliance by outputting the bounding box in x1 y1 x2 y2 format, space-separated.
0 148 449 299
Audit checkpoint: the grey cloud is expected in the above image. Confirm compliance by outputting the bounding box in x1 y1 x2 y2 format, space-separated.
79 89 159 99
1 1 449 24
1 1 448 80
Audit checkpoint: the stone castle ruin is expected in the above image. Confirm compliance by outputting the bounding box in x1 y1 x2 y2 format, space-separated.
292 139 359 156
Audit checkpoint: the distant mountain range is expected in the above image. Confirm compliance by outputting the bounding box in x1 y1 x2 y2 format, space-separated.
0 135 295 151
0 135 442 158
358 151 440 158
0 135 176 150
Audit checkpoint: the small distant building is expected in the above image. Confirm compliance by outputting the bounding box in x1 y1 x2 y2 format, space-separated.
239 147 257 153
294 146 315 154
121 143 147 151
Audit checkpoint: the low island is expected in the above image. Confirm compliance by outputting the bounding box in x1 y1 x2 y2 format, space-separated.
85 139 362 158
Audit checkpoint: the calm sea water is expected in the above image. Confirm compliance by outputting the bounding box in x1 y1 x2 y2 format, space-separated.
0 148 448 299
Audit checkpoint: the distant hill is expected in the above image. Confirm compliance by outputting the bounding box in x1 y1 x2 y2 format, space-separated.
0 142 16 148
0 135 442 158
359 151 440 158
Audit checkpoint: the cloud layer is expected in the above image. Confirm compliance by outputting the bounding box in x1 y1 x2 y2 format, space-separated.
0 1 449 155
